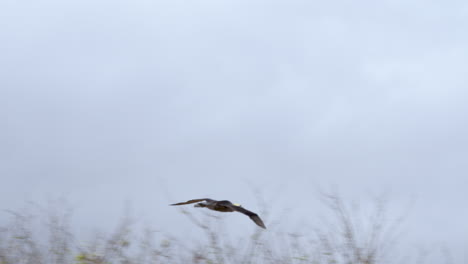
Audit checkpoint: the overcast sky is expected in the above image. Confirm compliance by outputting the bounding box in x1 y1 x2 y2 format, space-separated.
1 0 467 262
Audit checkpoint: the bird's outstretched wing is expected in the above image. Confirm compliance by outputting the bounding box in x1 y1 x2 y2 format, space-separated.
229 205 266 229
170 198 212 206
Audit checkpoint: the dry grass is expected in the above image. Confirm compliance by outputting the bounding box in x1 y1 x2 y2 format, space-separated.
0 193 441 264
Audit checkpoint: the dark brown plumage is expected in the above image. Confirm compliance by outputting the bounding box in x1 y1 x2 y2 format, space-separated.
170 198 266 229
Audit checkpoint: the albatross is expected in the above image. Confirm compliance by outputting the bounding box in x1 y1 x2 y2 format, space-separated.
170 198 266 229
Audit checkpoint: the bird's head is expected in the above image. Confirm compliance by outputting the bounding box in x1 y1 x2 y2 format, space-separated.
233 203 242 207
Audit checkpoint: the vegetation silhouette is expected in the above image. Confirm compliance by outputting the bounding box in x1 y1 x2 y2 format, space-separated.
0 193 446 264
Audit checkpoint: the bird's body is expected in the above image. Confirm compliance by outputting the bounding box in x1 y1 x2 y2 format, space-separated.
170 198 266 229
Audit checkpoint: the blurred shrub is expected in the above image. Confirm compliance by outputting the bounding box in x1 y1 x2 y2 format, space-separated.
0 193 431 264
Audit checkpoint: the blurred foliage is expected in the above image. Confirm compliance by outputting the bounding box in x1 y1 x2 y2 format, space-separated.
0 193 447 264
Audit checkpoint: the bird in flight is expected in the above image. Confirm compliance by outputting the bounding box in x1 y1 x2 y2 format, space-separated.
170 198 266 229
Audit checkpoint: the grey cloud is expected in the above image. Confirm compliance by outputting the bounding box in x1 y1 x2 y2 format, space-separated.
1 0 467 262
